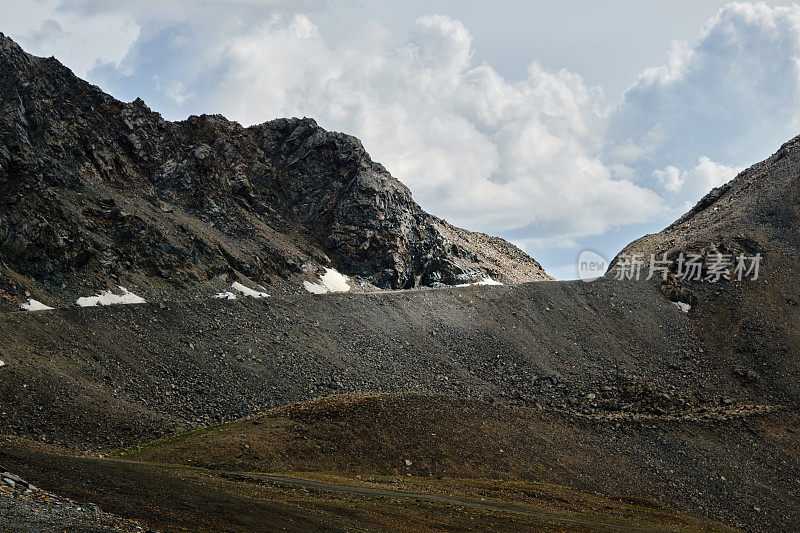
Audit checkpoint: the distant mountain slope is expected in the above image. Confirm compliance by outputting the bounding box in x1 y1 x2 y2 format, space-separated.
613 135 800 406
0 33 549 309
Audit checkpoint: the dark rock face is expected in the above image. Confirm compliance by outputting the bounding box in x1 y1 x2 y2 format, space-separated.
0 33 549 308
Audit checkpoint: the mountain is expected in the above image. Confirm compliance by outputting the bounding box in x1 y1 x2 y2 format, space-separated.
2 31 800 533
0 33 549 311
613 135 800 406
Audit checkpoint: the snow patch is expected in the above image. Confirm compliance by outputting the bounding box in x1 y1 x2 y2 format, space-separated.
214 291 237 300
303 281 328 294
320 268 351 292
214 282 269 300
231 281 269 298
456 276 503 287
21 299 54 311
303 267 351 294
76 287 146 307
672 301 691 313
0 360 5 368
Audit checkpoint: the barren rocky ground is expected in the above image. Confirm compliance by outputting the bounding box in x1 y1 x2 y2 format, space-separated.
1 28 800 533
0 468 149 532
0 278 729 448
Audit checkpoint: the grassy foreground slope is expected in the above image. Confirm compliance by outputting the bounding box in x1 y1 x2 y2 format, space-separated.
116 393 799 532
0 440 734 533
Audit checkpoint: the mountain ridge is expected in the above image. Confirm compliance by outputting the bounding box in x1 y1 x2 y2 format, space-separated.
0 32 549 310
612 132 800 407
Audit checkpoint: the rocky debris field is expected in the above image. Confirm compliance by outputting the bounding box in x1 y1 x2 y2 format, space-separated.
0 468 152 532
0 278 757 450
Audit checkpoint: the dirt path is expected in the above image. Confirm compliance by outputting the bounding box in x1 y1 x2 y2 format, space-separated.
87 457 678 531
0 447 739 532
231 472 677 532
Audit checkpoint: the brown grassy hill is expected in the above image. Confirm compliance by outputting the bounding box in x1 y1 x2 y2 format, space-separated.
116 393 799 532
0 441 735 533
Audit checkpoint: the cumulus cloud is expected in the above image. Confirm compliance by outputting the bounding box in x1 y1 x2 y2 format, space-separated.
608 2 800 204
5 1 800 276
106 12 660 238
1 0 140 77
654 156 741 198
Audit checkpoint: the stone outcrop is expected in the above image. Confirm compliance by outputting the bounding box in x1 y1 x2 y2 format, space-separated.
0 33 549 309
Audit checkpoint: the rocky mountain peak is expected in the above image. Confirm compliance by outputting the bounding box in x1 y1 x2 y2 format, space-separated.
0 32 25 58
0 34 550 309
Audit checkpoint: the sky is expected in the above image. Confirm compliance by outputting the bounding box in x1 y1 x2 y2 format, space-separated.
4 0 800 279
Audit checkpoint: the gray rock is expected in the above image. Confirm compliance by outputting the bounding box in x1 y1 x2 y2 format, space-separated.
0 32 550 310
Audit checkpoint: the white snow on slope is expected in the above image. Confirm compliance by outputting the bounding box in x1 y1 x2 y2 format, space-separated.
320 268 351 292
672 301 691 313
456 276 503 287
76 287 146 307
473 277 503 286
303 281 327 294
20 299 54 311
213 291 237 300
231 281 269 298
214 282 269 300
303 267 351 294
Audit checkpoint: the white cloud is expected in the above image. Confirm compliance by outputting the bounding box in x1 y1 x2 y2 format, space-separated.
609 2 800 179
187 14 661 238
1 0 140 77
653 165 683 193
154 78 189 105
654 156 740 196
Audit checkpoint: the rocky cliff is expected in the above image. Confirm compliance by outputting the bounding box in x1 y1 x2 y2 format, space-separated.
0 33 549 310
